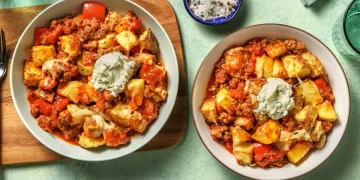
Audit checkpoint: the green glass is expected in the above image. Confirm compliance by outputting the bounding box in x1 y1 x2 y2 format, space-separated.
332 0 360 60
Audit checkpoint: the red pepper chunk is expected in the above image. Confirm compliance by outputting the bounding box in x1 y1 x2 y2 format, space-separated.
33 99 53 116
314 78 326 90
83 2 106 21
253 143 273 156
34 28 50 46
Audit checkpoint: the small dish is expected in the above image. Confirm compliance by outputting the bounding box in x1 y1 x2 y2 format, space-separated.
184 0 242 25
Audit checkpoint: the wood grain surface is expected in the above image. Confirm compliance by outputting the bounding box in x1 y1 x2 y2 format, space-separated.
0 0 188 165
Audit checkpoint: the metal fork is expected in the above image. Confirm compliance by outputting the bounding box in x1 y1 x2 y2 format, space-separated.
0 29 7 81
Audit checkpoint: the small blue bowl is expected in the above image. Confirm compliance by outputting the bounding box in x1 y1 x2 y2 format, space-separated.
184 0 242 25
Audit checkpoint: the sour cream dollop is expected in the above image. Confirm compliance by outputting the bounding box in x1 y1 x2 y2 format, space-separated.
92 52 135 96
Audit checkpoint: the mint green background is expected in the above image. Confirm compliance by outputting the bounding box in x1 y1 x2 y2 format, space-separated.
1 0 358 180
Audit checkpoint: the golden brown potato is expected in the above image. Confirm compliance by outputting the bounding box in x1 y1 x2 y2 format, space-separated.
231 126 252 143
255 55 265 78
302 52 325 78
216 88 236 113
287 141 312 164
34 88 55 103
310 120 325 141
67 104 93 126
77 56 94 76
272 59 288 79
59 35 82 57
105 10 124 30
294 105 317 123
282 55 311 79
139 28 159 53
201 99 218 124
264 40 288 58
23 60 42 86
125 79 145 106
300 80 323 106
233 142 254 165
115 30 139 53
252 120 280 144
276 131 293 151
263 56 274 79
234 116 253 129
98 33 117 49
114 11 137 33
31 45 56 66
244 78 265 96
57 81 85 103
316 101 337 121
78 132 105 148
109 104 148 132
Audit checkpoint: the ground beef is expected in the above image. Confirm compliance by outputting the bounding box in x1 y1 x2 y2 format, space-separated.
37 115 56 133
210 124 231 141
254 148 288 168
218 112 236 124
282 116 295 132
215 68 229 86
283 38 306 55
236 102 253 117
63 126 82 140
228 78 240 89
30 104 41 118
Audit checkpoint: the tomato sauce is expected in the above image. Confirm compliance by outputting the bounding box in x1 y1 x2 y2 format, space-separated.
53 131 78 146
222 141 234 154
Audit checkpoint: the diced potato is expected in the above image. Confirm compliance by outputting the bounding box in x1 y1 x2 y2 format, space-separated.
252 120 280 144
316 101 337 121
302 52 326 78
263 56 274 79
125 79 145 106
224 47 249 77
272 59 288 79
34 88 55 103
300 80 323 106
294 105 317 123
231 126 251 143
114 11 137 33
105 10 124 30
215 88 235 113
98 33 117 49
201 99 218 124
234 116 253 129
287 141 312 164
139 28 159 53
244 78 265 95
83 115 105 138
264 40 288 58
282 55 311 79
59 35 81 57
77 57 94 76
255 55 265 78
310 121 325 141
31 45 56 66
57 81 85 103
67 104 93 126
78 133 105 148
276 131 293 151
109 104 147 132
115 30 139 53
233 142 254 165
23 60 42 86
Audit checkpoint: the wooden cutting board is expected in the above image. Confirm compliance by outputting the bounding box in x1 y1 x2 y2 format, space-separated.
0 0 188 165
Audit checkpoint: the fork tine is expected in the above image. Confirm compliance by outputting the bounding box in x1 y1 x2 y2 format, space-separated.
1 29 6 65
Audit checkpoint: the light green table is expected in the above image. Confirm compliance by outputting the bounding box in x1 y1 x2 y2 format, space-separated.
1 0 358 179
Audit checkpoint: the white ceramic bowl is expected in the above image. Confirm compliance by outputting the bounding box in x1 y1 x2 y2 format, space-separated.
10 0 179 161
192 24 350 179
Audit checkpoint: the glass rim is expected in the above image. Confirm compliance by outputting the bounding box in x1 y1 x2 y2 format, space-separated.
343 0 360 54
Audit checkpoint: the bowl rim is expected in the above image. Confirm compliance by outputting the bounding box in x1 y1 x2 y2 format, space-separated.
191 23 351 179
183 0 242 26
10 0 179 161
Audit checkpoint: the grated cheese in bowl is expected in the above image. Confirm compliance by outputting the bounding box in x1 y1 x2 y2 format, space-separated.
189 0 238 20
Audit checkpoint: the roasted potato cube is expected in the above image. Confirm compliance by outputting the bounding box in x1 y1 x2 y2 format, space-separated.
224 47 249 77
233 142 254 165
272 59 288 79
125 79 145 106
31 45 56 66
34 88 55 103
282 55 311 79
316 101 337 121
234 116 253 129
116 30 139 53
114 11 137 33
252 120 280 144
216 88 236 113
201 99 218 124
302 52 326 78
310 120 325 141
77 57 94 76
263 56 274 79
23 60 42 86
57 81 85 103
264 40 288 58
244 78 265 95
287 141 312 164
109 104 147 132
67 104 93 126
255 55 265 78
300 80 323 106
276 131 293 151
139 28 159 53
231 126 251 143
59 35 81 57
78 133 105 148
294 105 317 123
98 33 117 49
105 10 124 30
83 115 105 138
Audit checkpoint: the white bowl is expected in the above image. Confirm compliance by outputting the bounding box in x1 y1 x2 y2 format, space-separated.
191 24 350 179
10 0 179 161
